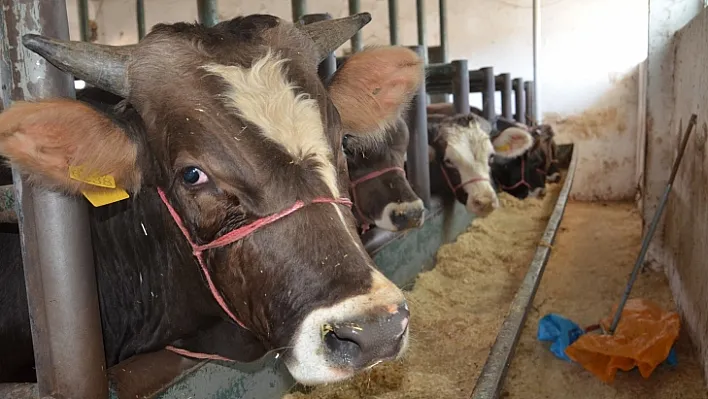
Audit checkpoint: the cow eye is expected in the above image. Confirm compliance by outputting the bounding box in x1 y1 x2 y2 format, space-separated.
182 166 208 186
443 158 454 167
488 154 495 165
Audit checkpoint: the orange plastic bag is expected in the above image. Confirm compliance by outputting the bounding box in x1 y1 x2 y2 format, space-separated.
564 298 680 383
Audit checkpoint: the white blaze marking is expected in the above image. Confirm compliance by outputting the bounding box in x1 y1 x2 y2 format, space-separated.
202 51 339 198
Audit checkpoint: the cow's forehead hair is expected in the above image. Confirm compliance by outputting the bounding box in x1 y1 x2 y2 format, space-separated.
445 122 494 164
203 50 339 198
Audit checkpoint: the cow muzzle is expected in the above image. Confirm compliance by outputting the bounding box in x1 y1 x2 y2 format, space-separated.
375 199 426 231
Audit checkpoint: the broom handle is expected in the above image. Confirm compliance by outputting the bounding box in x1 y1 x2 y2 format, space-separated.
608 114 697 335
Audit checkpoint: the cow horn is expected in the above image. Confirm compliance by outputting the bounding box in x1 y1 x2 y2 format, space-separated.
297 13 372 63
22 34 133 98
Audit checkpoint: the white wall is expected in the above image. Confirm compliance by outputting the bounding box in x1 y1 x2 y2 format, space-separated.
64 0 647 200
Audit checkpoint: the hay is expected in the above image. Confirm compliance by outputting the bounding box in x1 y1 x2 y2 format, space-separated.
285 182 562 399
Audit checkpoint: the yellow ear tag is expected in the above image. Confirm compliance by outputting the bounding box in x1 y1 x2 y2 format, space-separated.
79 187 130 207
69 165 117 188
69 166 130 207
495 143 511 153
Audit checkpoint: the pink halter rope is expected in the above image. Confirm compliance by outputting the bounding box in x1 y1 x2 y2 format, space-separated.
439 164 488 195
156 187 352 360
349 166 406 234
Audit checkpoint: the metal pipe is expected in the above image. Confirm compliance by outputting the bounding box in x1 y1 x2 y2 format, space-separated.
388 0 398 45
524 81 534 125
406 46 431 208
608 114 697 335
471 145 579 399
2 2 108 397
500 73 513 120
481 67 495 122
291 0 307 23
513 78 525 124
300 13 337 81
349 0 362 53
0 184 17 223
439 0 448 63
452 59 470 114
136 0 146 40
416 0 428 64
78 0 90 42
532 0 542 123
197 0 218 27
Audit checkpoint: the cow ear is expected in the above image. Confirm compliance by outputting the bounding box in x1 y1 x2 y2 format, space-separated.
328 46 424 135
492 127 534 159
0 99 142 195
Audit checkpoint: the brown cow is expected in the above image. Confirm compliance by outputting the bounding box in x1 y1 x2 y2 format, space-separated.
336 47 425 232
0 14 417 385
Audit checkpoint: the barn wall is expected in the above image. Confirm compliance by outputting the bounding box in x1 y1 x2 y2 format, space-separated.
643 0 704 271
649 7 708 384
62 0 646 201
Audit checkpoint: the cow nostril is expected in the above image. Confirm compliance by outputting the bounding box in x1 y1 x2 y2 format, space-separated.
322 304 409 369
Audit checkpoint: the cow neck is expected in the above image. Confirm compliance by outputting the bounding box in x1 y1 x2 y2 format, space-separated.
349 166 406 233
156 187 352 360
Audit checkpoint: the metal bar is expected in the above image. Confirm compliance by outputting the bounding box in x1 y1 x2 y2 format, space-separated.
532 0 541 123
2 1 108 397
452 60 470 114
300 13 337 81
291 0 307 23
608 114 697 334
439 0 448 63
78 0 90 42
0 184 16 223
388 0 398 45
471 145 579 399
481 67 495 122
349 0 362 53
513 78 525 124
416 0 427 64
406 46 431 208
197 0 218 27
136 0 146 40
524 81 534 125
500 73 513 120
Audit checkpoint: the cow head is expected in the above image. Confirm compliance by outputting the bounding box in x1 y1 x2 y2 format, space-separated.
0 14 415 385
530 124 560 183
490 119 548 199
333 47 425 232
427 112 533 216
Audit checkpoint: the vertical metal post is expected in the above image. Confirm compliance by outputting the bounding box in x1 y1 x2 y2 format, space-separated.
452 60 470 114
416 0 428 65
2 1 108 398
78 0 90 42
406 46 431 208
500 73 513 120
197 0 218 27
524 81 534 125
291 0 307 23
513 78 525 124
481 66 495 122
300 14 337 81
136 0 146 40
532 0 542 123
438 0 451 103
439 0 448 63
388 0 398 45
349 0 362 53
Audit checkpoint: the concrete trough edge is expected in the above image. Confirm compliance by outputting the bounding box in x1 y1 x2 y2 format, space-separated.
470 143 578 399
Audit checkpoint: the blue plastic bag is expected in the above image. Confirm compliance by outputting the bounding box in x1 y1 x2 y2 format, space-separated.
537 313 585 362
